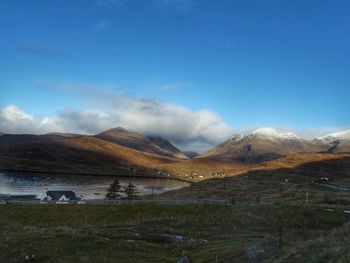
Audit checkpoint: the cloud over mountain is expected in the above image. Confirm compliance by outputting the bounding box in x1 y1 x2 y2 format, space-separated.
0 97 233 152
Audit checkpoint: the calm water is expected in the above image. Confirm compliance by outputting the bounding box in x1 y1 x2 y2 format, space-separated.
0 172 190 199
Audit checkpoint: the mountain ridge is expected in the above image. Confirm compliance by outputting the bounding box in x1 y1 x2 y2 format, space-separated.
0 133 178 176
199 127 350 163
1 127 349 177
95 127 188 159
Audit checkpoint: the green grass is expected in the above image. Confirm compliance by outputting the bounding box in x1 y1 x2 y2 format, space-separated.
0 204 349 263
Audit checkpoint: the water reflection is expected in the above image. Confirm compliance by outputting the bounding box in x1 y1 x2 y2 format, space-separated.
0 172 190 199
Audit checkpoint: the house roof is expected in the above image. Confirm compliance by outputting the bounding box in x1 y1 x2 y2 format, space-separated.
46 191 79 201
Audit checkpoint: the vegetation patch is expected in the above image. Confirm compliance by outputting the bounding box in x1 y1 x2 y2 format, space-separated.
0 204 349 262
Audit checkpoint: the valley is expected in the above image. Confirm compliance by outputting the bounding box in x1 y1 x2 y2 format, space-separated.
1 127 350 207
1 127 350 262
1 127 349 182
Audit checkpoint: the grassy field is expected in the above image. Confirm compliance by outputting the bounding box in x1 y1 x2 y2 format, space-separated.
1 204 350 263
1 153 350 262
156 153 350 205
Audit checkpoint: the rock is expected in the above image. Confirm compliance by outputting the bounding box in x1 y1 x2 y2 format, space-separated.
245 244 264 259
176 256 191 263
168 235 186 242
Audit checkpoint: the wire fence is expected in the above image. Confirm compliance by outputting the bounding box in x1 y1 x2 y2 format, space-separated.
1 199 233 206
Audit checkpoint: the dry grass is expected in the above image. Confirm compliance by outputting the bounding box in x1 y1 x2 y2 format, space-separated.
159 152 350 182
0 204 348 263
0 136 178 176
273 221 350 263
154 153 350 205
252 152 350 173
157 158 250 181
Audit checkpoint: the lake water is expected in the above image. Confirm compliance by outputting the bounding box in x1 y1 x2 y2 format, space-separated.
0 172 190 200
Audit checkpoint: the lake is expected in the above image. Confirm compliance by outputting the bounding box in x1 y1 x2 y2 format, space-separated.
0 172 190 200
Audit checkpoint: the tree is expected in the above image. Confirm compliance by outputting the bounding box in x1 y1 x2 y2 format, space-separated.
105 179 123 200
124 182 139 200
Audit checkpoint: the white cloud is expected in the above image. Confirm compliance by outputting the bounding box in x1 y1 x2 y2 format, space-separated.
5 83 347 152
0 105 40 134
0 96 233 152
1 102 349 152
1 105 34 122
112 99 232 146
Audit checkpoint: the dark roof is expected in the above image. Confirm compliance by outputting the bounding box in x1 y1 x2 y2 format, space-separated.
46 191 80 201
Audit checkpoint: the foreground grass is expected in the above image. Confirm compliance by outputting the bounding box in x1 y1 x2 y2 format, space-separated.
0 204 349 263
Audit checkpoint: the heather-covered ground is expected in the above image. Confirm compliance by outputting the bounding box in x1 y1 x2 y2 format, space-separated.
1 204 349 262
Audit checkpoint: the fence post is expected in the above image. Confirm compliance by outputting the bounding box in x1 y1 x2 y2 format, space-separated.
279 226 283 250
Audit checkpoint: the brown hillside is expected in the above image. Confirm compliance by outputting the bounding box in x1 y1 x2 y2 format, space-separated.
155 153 350 204
198 134 320 163
96 127 187 159
157 158 250 181
0 135 177 176
251 152 350 179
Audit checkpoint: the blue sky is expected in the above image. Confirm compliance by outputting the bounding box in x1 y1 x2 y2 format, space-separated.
0 0 350 150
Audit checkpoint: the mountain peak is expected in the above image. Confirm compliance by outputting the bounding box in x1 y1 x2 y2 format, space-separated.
228 133 244 142
321 129 350 141
96 127 187 159
104 127 129 133
251 127 298 139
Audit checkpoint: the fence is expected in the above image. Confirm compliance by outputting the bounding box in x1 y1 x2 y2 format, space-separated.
1 199 232 206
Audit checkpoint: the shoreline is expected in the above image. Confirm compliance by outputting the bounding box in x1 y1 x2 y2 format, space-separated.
0 168 194 183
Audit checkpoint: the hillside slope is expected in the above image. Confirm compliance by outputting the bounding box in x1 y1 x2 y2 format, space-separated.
199 128 350 164
156 152 350 203
199 128 320 163
314 129 350 153
158 158 250 181
96 127 187 159
0 134 177 176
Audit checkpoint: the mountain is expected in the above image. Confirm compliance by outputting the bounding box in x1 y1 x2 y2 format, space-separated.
0 127 188 176
314 129 350 153
147 136 187 159
95 127 187 159
0 134 67 144
1 127 349 177
199 128 319 163
0 133 177 175
45 132 83 138
321 129 350 141
327 141 350 153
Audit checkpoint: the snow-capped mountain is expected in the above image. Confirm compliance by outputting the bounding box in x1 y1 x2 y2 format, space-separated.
200 127 350 163
319 129 350 141
251 127 299 139
314 129 350 153
199 128 317 163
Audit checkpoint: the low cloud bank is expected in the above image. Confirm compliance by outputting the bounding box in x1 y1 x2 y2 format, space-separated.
0 99 233 152
2 94 346 152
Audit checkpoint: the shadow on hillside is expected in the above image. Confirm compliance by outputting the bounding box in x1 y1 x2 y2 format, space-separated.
155 154 350 202
248 154 350 181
